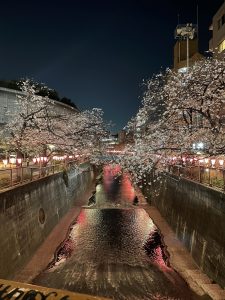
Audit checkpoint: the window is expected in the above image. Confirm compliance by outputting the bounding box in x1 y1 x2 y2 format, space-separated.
222 14 225 25
218 18 221 30
218 39 225 52
218 14 225 30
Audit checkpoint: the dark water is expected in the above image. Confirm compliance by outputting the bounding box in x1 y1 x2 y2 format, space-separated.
33 166 202 299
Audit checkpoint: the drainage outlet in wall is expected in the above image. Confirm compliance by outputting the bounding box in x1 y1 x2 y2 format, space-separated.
38 208 46 225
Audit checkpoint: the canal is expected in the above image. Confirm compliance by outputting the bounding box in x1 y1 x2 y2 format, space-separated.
33 165 203 299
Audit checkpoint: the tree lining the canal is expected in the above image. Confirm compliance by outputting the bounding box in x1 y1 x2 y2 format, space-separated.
116 54 225 185
1 79 108 159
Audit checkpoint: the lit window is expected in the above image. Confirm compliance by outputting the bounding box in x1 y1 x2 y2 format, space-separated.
218 39 225 53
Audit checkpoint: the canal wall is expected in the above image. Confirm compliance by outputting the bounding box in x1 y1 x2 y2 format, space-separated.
0 166 93 279
143 174 225 288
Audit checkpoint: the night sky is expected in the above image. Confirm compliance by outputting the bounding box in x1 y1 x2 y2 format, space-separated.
0 0 224 132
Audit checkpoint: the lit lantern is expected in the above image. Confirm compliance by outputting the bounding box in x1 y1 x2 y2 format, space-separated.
219 159 224 167
17 158 22 164
9 158 16 164
211 159 216 166
69 155 73 159
190 158 193 163
182 157 186 162
204 158 209 164
36 157 40 163
33 158 37 163
43 157 47 162
40 157 44 162
3 159 8 166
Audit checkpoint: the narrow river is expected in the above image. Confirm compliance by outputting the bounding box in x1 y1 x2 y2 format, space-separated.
33 165 202 299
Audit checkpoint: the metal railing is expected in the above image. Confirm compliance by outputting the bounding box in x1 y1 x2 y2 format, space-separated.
169 164 225 190
0 160 87 191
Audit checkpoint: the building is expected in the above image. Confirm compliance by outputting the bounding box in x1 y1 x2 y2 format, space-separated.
209 1 225 53
173 23 203 72
0 87 79 125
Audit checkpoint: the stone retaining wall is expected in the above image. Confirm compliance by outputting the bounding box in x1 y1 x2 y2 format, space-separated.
0 167 93 279
143 174 225 288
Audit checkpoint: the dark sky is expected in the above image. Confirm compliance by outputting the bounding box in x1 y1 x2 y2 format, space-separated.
0 0 224 132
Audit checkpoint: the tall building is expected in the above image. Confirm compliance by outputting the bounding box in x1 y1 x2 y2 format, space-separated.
173 23 203 71
209 1 225 53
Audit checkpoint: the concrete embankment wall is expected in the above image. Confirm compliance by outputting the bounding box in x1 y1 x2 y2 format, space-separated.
0 167 93 279
143 174 225 288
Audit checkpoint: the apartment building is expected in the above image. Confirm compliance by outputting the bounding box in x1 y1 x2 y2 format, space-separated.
209 1 225 53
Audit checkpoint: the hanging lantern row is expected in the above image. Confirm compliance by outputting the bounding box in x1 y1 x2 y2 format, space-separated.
2 158 23 166
53 156 65 161
52 155 76 161
169 156 224 167
2 154 76 167
33 157 48 163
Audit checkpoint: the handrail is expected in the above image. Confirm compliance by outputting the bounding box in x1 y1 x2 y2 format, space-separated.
0 161 89 191
168 164 225 191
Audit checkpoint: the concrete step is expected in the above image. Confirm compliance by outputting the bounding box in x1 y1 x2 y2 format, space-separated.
202 284 225 300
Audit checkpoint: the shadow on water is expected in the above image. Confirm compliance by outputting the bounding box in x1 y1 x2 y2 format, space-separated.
33 166 211 300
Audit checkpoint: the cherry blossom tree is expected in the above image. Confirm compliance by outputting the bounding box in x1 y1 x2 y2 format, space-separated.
121 53 225 184
1 79 107 161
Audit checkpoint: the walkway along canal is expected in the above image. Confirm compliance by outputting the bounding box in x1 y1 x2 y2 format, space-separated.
32 165 208 300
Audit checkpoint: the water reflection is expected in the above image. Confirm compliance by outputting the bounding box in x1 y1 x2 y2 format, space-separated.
33 166 197 299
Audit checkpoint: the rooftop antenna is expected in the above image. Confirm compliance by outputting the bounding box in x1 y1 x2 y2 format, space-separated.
196 5 199 49
177 13 181 64
196 5 199 30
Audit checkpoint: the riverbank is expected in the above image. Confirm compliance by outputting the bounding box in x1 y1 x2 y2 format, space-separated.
13 184 94 283
136 188 225 300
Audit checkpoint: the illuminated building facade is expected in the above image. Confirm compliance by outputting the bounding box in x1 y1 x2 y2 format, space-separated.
209 1 225 53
